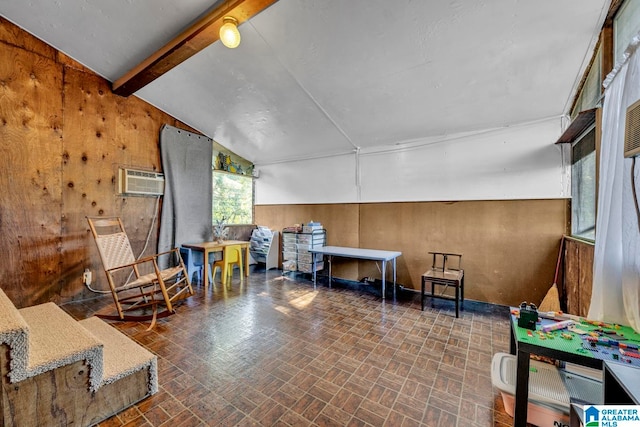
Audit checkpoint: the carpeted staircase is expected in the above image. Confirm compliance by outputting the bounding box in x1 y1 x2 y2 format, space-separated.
0 289 157 426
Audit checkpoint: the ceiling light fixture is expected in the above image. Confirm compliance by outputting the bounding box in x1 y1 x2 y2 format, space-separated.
220 17 241 48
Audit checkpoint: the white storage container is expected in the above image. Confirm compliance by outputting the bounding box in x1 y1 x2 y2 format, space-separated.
282 234 297 243
491 352 602 427
297 234 324 245
298 262 324 273
297 243 313 252
297 252 316 264
282 251 297 261
282 260 297 271
283 243 297 252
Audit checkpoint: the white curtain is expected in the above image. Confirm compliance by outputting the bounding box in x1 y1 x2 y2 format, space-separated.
590 32 640 330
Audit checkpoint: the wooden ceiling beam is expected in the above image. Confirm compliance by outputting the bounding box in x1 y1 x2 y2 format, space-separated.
112 0 278 97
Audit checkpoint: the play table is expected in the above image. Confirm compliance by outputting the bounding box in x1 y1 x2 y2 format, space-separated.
509 309 640 427
181 240 250 287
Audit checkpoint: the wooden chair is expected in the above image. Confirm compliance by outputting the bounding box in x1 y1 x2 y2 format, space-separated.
212 244 244 286
87 217 194 327
421 252 464 318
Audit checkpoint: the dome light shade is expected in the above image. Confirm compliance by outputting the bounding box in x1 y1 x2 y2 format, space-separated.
220 17 241 48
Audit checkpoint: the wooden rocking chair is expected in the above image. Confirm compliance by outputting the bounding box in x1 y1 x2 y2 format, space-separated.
87 217 194 327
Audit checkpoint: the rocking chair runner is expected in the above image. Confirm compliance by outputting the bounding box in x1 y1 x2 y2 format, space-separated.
87 217 194 325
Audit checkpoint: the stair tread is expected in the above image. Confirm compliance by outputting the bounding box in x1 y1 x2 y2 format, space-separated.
0 289 30 382
18 302 103 390
0 288 29 334
78 317 156 388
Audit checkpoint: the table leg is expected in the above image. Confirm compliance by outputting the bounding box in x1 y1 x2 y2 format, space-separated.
328 255 332 288
570 403 583 427
514 349 530 427
244 246 250 277
312 254 317 288
381 260 386 300
393 258 397 300
203 249 209 287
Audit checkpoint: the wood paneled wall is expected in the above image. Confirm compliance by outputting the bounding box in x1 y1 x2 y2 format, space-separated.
256 199 569 307
563 237 594 316
0 18 194 307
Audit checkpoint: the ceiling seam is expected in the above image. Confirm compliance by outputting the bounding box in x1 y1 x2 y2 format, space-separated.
254 149 356 167
359 115 566 156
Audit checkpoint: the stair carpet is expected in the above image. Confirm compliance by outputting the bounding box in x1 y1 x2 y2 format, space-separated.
78 316 158 392
0 289 157 426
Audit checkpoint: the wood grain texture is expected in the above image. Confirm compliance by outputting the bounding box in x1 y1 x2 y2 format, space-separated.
0 40 64 307
579 242 594 317
564 238 594 317
0 17 56 60
61 67 179 302
0 343 151 426
0 19 193 307
257 199 568 306
565 239 581 314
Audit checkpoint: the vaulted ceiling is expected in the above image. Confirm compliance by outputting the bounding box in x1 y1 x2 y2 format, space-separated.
1 0 610 166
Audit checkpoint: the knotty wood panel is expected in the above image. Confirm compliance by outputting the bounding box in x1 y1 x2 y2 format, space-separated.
60 67 174 302
579 243 594 316
258 199 568 306
0 41 63 307
0 18 197 307
1 344 151 426
564 237 594 316
0 18 56 60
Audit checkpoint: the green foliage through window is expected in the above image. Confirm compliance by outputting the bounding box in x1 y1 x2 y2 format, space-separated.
212 171 253 225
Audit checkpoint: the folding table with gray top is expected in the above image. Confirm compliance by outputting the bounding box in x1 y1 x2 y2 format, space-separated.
308 246 402 299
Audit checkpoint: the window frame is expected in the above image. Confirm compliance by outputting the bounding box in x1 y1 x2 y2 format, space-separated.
570 124 597 242
211 169 255 226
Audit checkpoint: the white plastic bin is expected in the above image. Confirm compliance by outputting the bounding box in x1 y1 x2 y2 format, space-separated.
491 352 601 427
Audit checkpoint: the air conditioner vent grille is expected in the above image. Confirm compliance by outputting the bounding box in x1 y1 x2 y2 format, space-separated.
118 168 164 196
624 99 640 158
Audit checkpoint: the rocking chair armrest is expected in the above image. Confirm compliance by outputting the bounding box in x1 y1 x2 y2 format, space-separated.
152 248 181 258
129 248 180 264
105 248 181 273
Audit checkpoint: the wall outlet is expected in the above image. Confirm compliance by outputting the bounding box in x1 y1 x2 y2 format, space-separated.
83 269 92 285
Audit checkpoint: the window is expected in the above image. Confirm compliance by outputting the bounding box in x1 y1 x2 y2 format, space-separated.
614 0 640 63
571 44 601 120
212 171 254 224
571 127 596 240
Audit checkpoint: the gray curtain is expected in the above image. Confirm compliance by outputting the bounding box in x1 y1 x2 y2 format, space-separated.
158 125 213 266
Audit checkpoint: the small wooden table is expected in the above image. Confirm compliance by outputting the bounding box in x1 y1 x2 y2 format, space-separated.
182 240 250 287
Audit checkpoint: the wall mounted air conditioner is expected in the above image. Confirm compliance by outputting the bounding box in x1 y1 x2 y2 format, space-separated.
118 168 164 196
624 98 640 157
